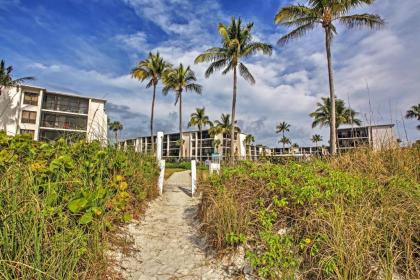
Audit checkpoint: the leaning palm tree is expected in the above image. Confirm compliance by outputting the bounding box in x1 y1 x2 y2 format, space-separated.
243 134 255 159
311 134 323 147
162 64 202 158
188 107 212 161
276 121 291 149
275 1 384 154
405 104 420 130
195 17 272 162
0 60 35 96
310 97 361 129
108 121 123 145
131 52 171 154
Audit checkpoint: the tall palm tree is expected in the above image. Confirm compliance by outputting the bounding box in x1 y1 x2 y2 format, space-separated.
0 60 35 96
195 17 272 162
310 97 361 129
131 52 171 154
275 1 384 155
108 121 123 145
276 121 291 149
162 64 202 158
311 134 323 147
405 104 420 130
188 107 212 161
243 134 255 159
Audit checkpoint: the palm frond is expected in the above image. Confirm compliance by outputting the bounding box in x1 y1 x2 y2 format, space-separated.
278 22 316 45
339 13 384 29
275 5 315 24
238 63 255 85
242 42 273 58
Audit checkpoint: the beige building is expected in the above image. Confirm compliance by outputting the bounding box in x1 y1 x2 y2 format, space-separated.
0 85 107 142
122 129 259 160
337 124 397 151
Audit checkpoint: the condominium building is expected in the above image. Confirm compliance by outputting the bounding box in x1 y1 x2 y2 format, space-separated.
337 124 397 151
0 85 107 142
122 129 255 160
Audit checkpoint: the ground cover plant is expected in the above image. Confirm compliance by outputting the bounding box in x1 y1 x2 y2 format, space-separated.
198 147 420 279
0 132 159 279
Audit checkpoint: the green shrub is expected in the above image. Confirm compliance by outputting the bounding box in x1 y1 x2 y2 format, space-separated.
0 132 159 279
198 147 420 279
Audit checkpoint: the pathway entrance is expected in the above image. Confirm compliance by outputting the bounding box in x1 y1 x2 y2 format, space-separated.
115 170 231 280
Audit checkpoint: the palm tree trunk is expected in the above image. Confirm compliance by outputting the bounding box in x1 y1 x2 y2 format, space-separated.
282 131 285 151
199 127 203 162
115 131 118 147
325 27 337 155
230 65 238 163
178 90 183 159
150 83 156 154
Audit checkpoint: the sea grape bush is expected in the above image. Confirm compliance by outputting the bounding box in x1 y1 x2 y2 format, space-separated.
0 132 159 279
199 148 420 279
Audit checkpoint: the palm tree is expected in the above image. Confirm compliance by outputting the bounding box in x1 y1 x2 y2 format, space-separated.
195 17 272 162
405 104 420 130
108 121 123 145
276 121 291 149
212 138 221 153
162 64 202 158
311 134 323 147
188 107 212 161
0 60 35 96
213 113 241 135
279 136 291 150
310 97 361 129
275 1 384 155
131 52 171 154
243 134 255 159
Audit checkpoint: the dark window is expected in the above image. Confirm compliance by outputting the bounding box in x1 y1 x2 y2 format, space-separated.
23 92 39 106
43 93 89 114
21 110 37 124
41 112 88 130
20 129 35 139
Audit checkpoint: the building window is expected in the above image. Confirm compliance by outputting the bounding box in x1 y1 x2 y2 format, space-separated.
20 129 35 139
21 110 37 124
41 112 88 130
23 92 39 106
43 93 89 114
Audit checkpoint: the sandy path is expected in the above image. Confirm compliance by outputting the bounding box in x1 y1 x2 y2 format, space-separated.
116 170 232 280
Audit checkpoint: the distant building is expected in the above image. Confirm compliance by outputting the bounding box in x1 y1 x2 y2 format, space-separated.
0 85 107 142
337 124 397 151
122 129 259 160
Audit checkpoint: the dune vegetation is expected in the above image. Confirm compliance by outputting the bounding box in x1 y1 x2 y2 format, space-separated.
198 147 420 279
0 132 159 279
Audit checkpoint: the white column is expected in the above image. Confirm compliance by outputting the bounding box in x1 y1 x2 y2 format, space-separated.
157 131 163 161
191 159 196 197
158 160 165 195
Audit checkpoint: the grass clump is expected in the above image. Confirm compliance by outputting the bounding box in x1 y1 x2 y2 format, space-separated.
0 132 159 279
198 147 420 279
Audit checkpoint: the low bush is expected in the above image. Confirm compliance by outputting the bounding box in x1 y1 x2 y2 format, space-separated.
0 132 159 279
198 147 420 279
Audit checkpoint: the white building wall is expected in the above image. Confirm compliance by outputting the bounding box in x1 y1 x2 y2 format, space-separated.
0 86 21 136
87 99 108 143
239 133 247 157
371 126 396 150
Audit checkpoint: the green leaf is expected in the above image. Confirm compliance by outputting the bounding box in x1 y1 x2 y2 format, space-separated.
79 212 93 225
68 198 88 213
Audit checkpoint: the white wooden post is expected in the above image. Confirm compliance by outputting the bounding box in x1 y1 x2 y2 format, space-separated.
191 160 196 197
158 160 165 195
157 131 163 161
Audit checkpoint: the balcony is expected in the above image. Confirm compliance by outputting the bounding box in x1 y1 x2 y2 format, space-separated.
42 93 89 114
41 112 88 131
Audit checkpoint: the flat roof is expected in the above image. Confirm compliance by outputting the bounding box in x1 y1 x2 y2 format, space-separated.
20 84 107 102
338 124 395 130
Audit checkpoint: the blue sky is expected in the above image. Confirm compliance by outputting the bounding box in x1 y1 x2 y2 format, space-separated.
1 0 419 146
